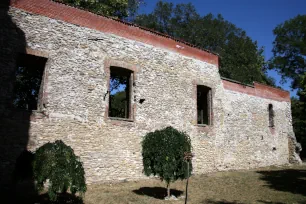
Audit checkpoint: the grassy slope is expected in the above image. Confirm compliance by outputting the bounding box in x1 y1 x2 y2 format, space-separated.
8 164 306 204
84 165 306 204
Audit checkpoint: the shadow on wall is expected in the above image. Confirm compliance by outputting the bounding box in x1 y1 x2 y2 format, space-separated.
256 169 306 196
0 0 37 203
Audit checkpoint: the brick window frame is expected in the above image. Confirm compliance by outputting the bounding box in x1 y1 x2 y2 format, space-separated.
192 80 214 130
104 59 139 122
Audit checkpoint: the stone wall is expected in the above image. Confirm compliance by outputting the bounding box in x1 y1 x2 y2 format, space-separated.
0 4 300 185
218 88 291 169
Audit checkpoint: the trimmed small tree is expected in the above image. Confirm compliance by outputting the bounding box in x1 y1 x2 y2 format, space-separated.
142 126 192 198
33 140 87 201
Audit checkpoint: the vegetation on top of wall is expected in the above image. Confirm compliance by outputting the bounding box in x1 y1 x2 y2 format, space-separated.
53 0 144 19
269 15 306 90
142 126 192 198
133 1 275 86
51 0 275 86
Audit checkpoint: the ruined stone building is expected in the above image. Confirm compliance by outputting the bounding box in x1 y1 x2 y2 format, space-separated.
0 0 301 185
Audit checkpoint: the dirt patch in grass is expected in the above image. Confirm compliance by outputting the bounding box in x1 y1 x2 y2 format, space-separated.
6 164 306 204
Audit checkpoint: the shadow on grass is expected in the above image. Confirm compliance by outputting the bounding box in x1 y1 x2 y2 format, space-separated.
256 169 306 196
257 200 286 204
204 201 286 204
202 199 244 204
2 180 84 204
20 193 84 204
35 193 84 204
133 187 183 199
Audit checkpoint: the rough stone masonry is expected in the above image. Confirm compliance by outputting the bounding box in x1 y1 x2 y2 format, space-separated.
0 0 301 185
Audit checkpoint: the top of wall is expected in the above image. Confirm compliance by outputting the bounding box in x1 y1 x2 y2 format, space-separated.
222 78 290 102
9 0 290 102
10 0 219 66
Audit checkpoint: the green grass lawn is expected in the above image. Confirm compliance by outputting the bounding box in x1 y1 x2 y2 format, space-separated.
7 164 306 204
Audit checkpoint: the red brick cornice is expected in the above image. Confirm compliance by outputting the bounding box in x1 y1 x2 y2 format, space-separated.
10 0 219 66
222 79 290 102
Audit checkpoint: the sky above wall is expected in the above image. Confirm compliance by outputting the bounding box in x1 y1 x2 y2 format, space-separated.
139 0 306 97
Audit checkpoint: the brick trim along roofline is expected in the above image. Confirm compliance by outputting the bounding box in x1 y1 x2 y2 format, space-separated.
9 0 291 102
10 0 218 66
222 78 290 102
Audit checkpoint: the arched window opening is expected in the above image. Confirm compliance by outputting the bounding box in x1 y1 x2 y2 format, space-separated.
268 104 275 127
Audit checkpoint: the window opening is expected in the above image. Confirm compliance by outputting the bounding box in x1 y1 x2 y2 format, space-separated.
109 67 132 119
268 104 274 127
13 53 47 111
197 85 212 125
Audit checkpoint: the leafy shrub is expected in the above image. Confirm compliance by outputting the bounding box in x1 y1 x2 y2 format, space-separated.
142 126 192 197
33 140 86 201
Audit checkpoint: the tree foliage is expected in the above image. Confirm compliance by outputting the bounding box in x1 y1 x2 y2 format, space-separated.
291 97 306 157
292 74 306 158
142 126 192 197
299 74 306 101
134 1 274 85
108 69 130 118
270 15 306 158
270 15 306 89
55 0 143 19
109 91 127 118
33 140 87 201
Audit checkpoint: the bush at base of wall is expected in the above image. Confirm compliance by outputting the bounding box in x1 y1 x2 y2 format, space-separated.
142 126 193 198
14 140 87 202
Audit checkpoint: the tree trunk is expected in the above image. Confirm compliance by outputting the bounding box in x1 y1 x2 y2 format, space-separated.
167 182 170 197
185 161 190 204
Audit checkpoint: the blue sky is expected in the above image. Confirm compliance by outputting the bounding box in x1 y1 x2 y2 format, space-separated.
139 0 306 96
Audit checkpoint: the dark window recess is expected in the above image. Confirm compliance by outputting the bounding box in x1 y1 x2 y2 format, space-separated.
268 104 275 127
197 85 212 125
13 53 47 111
109 67 132 119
